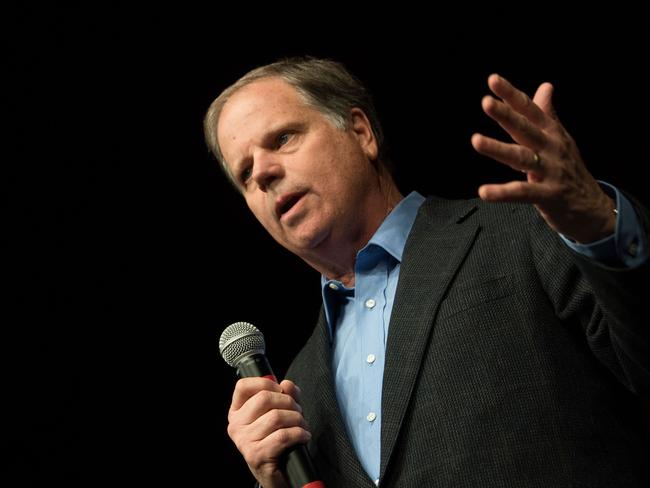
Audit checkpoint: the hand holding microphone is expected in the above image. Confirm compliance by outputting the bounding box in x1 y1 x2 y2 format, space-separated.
219 322 325 488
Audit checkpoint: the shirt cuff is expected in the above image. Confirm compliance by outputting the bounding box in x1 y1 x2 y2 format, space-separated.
559 181 647 268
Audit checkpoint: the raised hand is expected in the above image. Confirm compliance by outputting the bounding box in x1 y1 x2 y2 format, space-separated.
471 74 616 243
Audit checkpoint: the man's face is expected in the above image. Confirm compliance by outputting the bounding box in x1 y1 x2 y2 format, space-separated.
217 77 379 258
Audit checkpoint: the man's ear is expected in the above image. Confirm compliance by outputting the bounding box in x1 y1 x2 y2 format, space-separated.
349 108 378 161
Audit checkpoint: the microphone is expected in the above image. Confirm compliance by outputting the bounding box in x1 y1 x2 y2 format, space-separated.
219 321 326 488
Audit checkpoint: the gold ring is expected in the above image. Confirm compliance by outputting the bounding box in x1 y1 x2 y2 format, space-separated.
532 152 541 168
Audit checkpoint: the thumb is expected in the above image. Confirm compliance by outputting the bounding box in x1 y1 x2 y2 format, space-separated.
279 379 302 404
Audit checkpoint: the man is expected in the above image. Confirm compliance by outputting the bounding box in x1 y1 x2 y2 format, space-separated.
205 57 650 487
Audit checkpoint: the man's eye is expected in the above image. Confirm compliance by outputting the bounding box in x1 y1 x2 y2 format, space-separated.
277 132 291 147
240 167 252 183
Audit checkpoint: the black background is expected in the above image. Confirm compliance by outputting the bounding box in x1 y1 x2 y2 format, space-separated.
6 5 649 486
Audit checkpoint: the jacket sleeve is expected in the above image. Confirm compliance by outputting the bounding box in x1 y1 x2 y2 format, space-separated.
527 196 650 394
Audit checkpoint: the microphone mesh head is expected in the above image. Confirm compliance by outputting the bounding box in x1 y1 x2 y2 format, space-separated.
219 321 265 367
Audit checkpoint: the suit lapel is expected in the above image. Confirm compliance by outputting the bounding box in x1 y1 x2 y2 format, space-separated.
380 197 480 477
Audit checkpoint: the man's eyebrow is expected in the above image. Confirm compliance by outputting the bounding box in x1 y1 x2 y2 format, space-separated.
261 121 306 143
248 121 307 154
229 121 308 179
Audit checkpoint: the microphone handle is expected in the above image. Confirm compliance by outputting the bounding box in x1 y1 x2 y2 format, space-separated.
284 444 323 488
236 353 278 382
236 354 326 488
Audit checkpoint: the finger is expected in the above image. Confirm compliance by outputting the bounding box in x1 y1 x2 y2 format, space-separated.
231 377 283 411
279 379 302 404
265 425 312 451
246 425 312 465
238 424 312 472
478 180 553 204
230 388 304 426
249 409 309 442
471 133 541 174
482 95 546 150
532 82 557 120
488 74 548 128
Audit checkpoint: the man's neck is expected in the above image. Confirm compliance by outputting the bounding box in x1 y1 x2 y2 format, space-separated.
304 179 403 288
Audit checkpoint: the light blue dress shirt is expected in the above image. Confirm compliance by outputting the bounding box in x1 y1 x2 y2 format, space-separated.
321 187 646 483
322 191 425 483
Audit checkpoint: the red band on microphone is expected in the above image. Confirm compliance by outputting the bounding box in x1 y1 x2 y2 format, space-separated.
262 374 278 383
303 482 325 488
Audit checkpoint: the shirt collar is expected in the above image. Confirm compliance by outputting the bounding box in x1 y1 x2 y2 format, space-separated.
319 191 425 334
364 190 426 262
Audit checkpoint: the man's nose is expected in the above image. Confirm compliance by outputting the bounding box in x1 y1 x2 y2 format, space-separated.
252 150 283 192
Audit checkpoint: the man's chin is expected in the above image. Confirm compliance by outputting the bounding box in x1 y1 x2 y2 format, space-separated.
286 226 330 253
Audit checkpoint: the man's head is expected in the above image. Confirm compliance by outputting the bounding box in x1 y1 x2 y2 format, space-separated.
204 57 401 275
204 57 391 187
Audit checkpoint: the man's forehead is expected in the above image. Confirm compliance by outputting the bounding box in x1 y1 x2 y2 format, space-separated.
224 77 305 115
217 78 312 167
218 78 314 142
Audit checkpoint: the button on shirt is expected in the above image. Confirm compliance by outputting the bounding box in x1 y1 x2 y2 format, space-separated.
322 191 425 481
320 188 646 483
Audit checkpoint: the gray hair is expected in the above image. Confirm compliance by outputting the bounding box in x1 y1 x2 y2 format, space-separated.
203 57 390 188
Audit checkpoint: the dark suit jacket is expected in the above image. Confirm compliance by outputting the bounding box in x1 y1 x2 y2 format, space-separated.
286 196 650 487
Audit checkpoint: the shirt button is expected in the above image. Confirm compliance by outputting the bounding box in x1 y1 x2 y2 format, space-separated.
365 298 376 309
366 412 377 422
328 282 339 291
366 354 376 364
